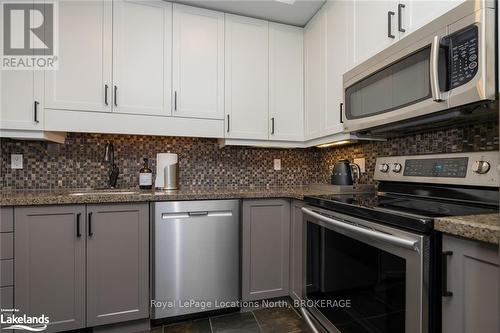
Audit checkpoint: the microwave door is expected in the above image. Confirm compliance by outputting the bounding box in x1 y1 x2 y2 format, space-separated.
342 27 449 133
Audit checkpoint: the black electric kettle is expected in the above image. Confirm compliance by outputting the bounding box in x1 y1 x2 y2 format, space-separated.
331 160 361 185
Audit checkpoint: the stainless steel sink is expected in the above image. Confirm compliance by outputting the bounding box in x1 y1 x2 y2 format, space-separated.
69 191 138 196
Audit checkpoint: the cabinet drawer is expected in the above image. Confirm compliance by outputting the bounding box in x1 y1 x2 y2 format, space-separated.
1 233 14 259
0 207 14 232
0 286 13 308
1 260 14 286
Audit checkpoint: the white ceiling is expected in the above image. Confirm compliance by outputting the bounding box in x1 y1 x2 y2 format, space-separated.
169 0 326 27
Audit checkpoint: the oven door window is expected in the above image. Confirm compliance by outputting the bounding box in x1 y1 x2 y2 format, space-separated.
345 47 432 120
307 222 407 333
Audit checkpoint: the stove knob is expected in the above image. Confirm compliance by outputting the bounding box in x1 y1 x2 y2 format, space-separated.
472 161 490 174
379 163 390 173
392 163 402 173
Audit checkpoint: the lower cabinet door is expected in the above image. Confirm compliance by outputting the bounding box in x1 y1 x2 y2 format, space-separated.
86 203 149 327
15 205 86 333
242 199 290 301
442 235 499 333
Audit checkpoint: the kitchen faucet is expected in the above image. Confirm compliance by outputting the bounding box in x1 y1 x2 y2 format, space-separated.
104 142 119 188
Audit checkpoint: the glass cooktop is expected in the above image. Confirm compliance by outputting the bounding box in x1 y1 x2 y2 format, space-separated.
304 192 499 233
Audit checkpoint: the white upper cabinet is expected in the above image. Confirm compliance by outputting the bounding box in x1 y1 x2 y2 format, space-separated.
224 14 269 140
399 0 467 38
324 0 355 136
304 7 326 140
45 0 112 112
113 0 172 116
0 66 43 131
172 4 224 119
354 1 399 64
269 23 304 142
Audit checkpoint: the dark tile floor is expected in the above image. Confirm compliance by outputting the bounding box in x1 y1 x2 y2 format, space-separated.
148 305 314 333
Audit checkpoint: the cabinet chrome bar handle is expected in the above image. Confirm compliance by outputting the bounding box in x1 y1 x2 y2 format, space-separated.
387 11 395 38
271 117 275 135
88 212 93 237
442 251 453 297
174 91 177 111
340 102 344 123
398 4 406 32
104 84 109 106
227 115 230 133
430 35 443 102
114 86 118 107
76 213 82 238
34 101 39 123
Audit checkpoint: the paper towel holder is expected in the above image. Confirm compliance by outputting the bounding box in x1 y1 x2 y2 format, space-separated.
155 153 178 190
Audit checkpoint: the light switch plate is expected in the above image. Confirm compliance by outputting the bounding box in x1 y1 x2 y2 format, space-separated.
274 159 281 171
11 154 23 169
354 158 365 173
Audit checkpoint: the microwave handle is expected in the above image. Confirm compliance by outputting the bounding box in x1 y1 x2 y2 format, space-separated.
430 35 443 102
302 207 418 251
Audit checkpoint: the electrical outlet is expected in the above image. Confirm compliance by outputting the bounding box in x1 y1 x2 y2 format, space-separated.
274 159 281 171
354 157 366 173
11 154 23 169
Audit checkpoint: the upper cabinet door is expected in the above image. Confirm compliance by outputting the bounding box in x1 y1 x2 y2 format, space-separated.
0 68 39 131
172 4 224 119
0 0 44 131
399 0 467 38
304 7 326 140
45 0 112 112
113 0 172 116
269 23 304 142
225 14 269 140
324 0 355 136
354 0 398 64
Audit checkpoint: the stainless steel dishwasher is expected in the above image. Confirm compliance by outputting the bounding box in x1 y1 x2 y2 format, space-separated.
152 200 240 319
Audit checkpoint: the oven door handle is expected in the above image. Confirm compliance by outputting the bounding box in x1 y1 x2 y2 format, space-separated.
302 207 418 251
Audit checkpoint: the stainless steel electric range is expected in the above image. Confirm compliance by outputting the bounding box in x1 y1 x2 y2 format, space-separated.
301 151 499 333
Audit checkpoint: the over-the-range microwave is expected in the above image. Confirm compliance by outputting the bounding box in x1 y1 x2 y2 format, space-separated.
342 0 496 134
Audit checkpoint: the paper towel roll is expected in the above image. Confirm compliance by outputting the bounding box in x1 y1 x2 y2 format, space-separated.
155 153 178 188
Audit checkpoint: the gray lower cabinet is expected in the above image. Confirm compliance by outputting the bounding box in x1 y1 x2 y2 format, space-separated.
289 200 304 301
442 235 499 333
242 199 290 301
15 205 86 333
1 206 15 326
14 203 149 333
86 203 149 327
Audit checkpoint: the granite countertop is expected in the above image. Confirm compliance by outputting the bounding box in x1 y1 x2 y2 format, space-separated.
435 214 500 245
4 185 498 245
0 184 375 207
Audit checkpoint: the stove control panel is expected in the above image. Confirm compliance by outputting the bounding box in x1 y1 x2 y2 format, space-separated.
375 152 499 187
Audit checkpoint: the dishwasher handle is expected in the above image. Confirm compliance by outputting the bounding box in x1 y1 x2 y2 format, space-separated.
302 207 418 251
188 211 209 216
161 210 233 219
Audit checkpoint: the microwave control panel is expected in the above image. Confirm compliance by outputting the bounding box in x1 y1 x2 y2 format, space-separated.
443 25 479 90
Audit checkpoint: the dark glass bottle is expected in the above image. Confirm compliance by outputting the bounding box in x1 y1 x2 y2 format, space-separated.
139 158 153 190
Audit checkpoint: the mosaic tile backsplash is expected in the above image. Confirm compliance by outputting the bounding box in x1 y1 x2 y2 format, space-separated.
0 122 498 190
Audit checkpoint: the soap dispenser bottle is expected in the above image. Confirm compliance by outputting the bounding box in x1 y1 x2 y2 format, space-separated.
139 158 153 190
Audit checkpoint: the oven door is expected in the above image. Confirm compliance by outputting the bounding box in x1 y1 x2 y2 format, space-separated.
302 206 429 333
